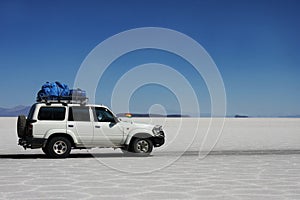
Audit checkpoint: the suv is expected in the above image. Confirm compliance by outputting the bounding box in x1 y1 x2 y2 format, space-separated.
17 102 165 158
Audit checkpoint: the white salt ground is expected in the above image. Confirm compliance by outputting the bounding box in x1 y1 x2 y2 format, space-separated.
0 117 299 199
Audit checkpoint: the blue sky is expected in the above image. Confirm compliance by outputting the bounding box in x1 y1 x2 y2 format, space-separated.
0 0 299 116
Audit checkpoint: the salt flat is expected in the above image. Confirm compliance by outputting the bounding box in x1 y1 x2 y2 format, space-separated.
0 152 300 200
0 117 299 199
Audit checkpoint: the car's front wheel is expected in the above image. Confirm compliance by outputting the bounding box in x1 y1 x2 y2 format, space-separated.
45 137 71 158
132 138 153 154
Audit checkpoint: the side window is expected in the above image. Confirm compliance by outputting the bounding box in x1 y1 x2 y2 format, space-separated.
38 107 66 121
92 107 115 123
68 107 90 122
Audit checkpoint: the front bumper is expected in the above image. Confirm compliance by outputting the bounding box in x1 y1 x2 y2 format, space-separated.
152 131 165 147
18 137 47 149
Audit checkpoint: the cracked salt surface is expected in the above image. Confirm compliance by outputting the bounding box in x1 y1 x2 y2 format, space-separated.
0 117 299 199
0 153 300 200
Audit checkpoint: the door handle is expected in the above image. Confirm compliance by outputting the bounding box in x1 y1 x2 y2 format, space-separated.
95 125 101 128
68 125 74 127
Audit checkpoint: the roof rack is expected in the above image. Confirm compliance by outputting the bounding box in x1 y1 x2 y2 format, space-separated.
36 96 88 105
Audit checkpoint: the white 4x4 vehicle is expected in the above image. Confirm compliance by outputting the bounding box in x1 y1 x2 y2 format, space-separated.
17 102 165 158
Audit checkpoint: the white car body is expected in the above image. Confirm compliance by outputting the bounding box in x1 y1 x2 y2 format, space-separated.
17 102 165 158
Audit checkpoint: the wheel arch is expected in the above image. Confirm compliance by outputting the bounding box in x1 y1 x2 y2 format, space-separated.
44 129 78 145
126 132 153 147
45 133 75 147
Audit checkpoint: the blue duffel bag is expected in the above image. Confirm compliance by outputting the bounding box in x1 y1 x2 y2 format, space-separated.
55 81 70 97
37 81 70 101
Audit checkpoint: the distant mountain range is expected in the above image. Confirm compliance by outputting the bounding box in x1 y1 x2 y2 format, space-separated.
116 113 190 118
0 106 190 117
0 105 299 118
277 115 300 118
0 105 31 117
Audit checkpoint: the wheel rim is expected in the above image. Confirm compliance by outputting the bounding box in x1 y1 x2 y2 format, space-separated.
53 140 68 155
136 140 149 153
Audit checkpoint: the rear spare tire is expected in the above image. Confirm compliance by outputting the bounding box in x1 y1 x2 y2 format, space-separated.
17 115 26 138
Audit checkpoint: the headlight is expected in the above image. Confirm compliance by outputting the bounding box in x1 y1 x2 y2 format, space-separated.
152 125 163 136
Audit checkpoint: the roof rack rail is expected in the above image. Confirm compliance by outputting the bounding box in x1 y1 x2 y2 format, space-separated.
36 96 89 105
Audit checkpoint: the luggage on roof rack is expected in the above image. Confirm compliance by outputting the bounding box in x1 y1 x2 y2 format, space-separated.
36 82 88 104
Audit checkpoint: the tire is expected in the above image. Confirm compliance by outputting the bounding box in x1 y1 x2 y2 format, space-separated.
17 115 26 138
45 137 71 158
132 138 153 154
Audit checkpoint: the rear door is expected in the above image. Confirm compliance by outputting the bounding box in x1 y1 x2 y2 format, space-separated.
34 106 66 138
67 106 93 146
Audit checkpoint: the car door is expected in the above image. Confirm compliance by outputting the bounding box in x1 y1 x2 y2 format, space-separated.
92 107 124 146
67 106 93 146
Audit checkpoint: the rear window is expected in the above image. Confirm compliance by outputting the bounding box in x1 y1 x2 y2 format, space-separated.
68 107 90 122
38 107 66 121
27 104 36 120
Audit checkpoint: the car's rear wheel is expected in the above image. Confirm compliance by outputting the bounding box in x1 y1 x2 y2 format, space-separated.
132 138 153 154
45 137 71 158
17 115 26 138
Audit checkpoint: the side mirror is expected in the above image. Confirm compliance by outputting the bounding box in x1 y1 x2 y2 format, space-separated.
109 121 117 127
